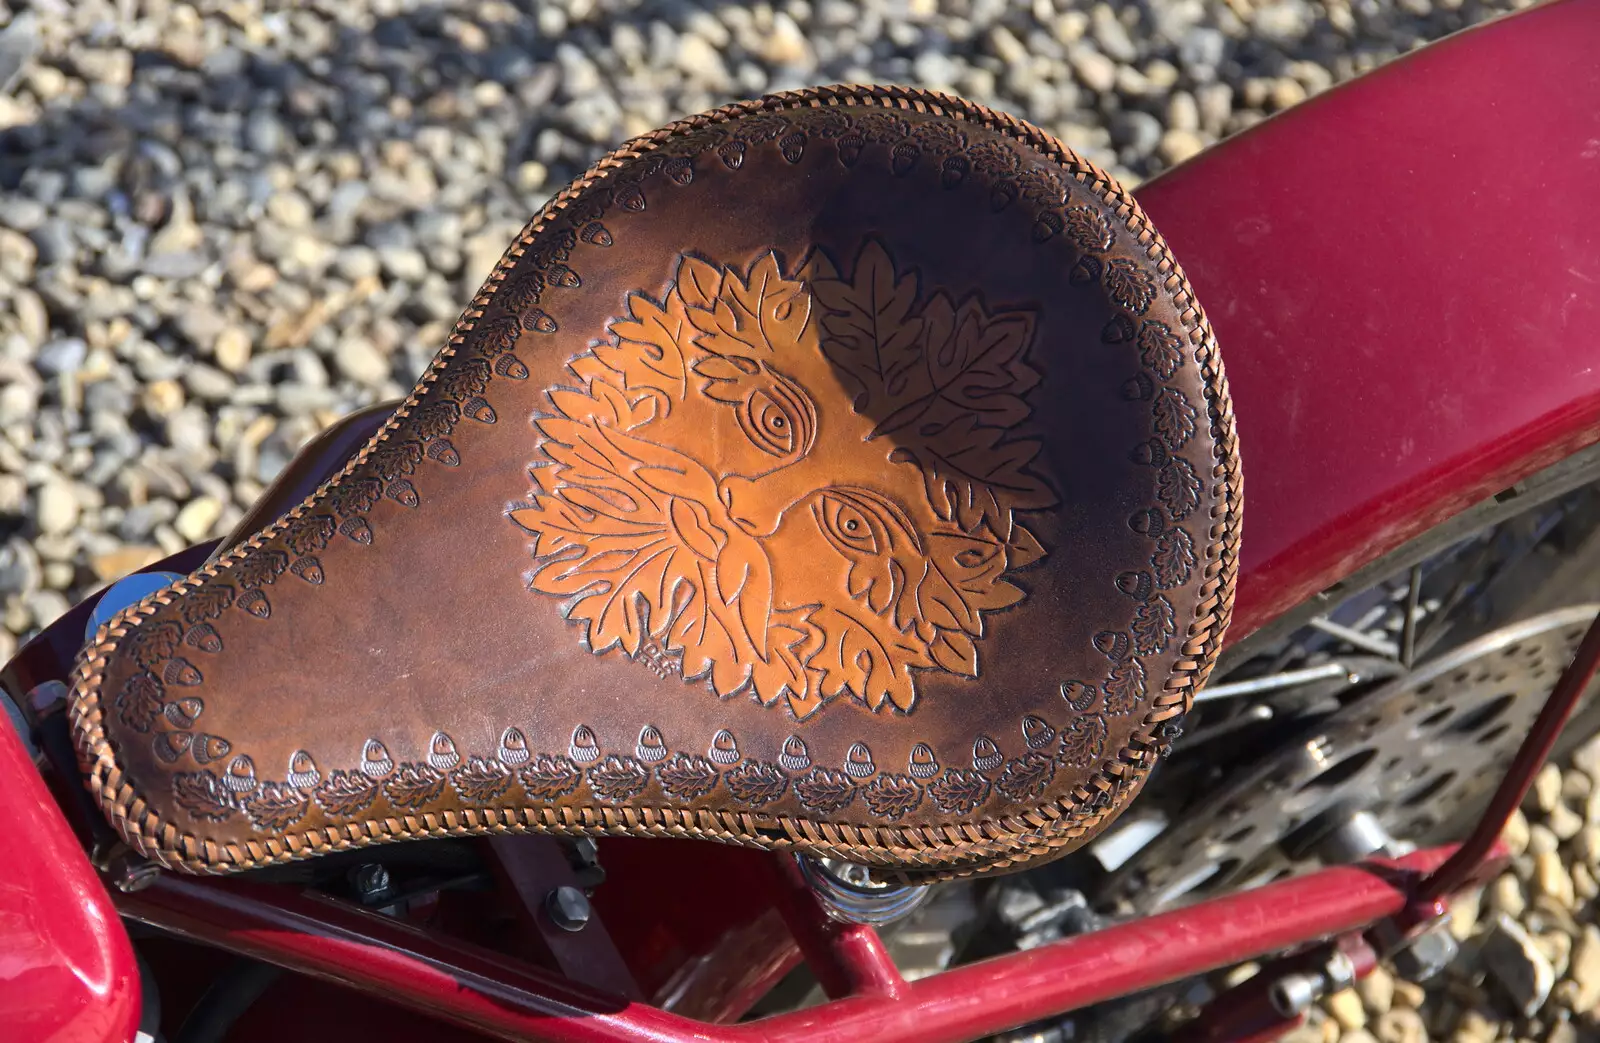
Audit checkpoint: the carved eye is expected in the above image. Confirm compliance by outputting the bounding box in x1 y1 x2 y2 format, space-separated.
818 494 881 555
743 390 798 456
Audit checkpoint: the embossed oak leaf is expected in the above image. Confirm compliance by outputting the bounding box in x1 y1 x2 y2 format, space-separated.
808 239 1056 535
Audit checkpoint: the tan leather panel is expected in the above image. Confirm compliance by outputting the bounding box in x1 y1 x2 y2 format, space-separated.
69 86 1241 877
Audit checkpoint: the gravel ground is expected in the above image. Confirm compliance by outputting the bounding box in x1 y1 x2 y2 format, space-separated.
0 0 1568 1036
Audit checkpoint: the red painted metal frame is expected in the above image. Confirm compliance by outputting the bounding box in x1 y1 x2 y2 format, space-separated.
3 2 1600 1040
1138 0 1600 638
116 846 1474 1043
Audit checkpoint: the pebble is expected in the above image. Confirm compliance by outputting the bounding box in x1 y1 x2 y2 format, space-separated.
326 336 386 391
173 496 222 542
1374 1009 1427 1043
1536 765 1564 814
1361 968 1397 1015
1534 851 1576 909
1561 926 1600 1012
1159 129 1205 166
35 336 86 376
1505 810 1532 857
91 546 161 583
1490 874 1528 920
213 326 252 374
35 480 78 536
1483 914 1556 1017
1548 802 1584 842
1329 988 1368 1032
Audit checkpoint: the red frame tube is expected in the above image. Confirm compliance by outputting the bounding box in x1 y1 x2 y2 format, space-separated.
118 847 1463 1043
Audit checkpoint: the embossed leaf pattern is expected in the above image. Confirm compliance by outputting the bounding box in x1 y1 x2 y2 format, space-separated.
588 756 649 803
1138 321 1184 381
180 583 234 624
386 764 448 808
372 440 423 481
520 756 582 800
284 514 336 556
245 783 310 831
1103 658 1146 715
234 549 287 589
1152 526 1197 590
174 770 237 821
115 672 164 732
862 774 923 819
656 754 721 801
1152 388 1197 452
127 621 183 667
794 767 856 814
516 247 1043 719
1157 457 1202 522
996 752 1055 802
1064 206 1114 252
1061 713 1109 767
1132 595 1176 655
451 757 513 803
313 769 377 817
1104 258 1157 314
811 240 1053 534
928 768 992 814
725 761 788 807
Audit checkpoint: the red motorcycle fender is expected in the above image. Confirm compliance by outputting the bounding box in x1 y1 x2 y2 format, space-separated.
1137 0 1600 641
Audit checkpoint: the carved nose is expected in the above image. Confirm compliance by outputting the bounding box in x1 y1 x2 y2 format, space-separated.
719 476 778 538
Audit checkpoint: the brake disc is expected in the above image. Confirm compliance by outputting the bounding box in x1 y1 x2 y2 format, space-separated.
1103 604 1600 912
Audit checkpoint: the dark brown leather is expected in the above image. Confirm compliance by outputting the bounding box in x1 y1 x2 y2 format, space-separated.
69 86 1241 877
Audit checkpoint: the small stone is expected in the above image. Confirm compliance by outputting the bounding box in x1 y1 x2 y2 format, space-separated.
1452 1009 1498 1043
1549 801 1584 841
1562 768 1591 803
378 246 428 284
1344 1029 1379 1043
173 496 223 543
212 326 252 373
1359 967 1395 1015
1571 861 1598 902
35 480 78 536
1374 1008 1427 1043
1530 824 1561 857
1327 987 1367 1032
1563 926 1600 1012
1505 810 1531 857
1070 48 1117 93
1111 110 1163 157
676 34 730 90
1489 873 1527 920
1392 979 1427 1009
0 226 37 282
36 336 87 377
1159 129 1205 166
1196 83 1234 133
91 546 162 583
334 336 391 386
1535 850 1576 908
1538 930 1573 979
266 191 313 228
762 13 814 69
1270 78 1309 111
1569 733 1600 782
1536 764 1564 814
1448 887 1482 942
1482 913 1556 1017
141 379 185 418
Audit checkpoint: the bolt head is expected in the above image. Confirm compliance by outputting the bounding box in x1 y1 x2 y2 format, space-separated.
545 885 591 932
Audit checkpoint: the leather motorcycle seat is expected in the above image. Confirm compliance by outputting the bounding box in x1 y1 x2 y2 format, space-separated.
69 85 1241 878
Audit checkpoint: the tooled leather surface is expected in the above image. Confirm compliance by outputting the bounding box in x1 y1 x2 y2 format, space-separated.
68 85 1241 876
